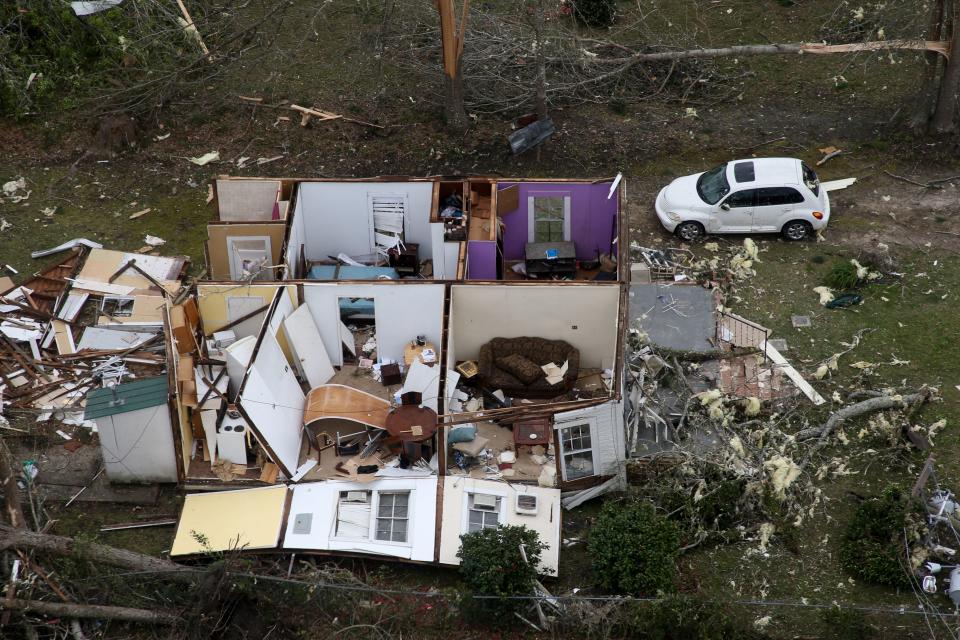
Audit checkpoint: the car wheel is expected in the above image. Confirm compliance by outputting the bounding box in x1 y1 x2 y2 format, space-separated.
675 221 705 243
781 220 811 241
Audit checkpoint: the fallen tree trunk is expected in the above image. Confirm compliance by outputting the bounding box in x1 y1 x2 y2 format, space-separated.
0 598 180 625
0 525 196 583
0 436 26 529
797 389 934 470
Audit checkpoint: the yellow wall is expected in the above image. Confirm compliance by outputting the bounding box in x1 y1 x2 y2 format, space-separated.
171 486 288 555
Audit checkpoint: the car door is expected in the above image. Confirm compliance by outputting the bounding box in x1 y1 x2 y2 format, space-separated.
715 189 756 232
755 187 805 232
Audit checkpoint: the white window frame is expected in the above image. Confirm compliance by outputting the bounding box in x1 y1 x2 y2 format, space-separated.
101 296 135 318
461 490 506 535
226 235 273 280
527 194 571 243
333 489 414 548
374 491 411 544
556 418 599 481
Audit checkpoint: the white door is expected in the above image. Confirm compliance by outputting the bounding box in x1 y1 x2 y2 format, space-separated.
754 187 806 232
715 189 756 232
228 236 273 280
282 304 335 387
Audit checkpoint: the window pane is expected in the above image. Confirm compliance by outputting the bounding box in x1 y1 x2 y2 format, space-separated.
565 452 593 479
376 522 391 540
469 511 483 526
726 190 755 208
468 520 482 533
534 197 564 221
393 519 407 542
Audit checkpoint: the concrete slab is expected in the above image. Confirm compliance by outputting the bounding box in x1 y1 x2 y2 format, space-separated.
629 283 718 353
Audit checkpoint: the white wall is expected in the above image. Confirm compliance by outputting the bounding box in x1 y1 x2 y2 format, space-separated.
237 293 306 476
294 182 434 263
302 283 445 368
555 402 626 478
97 406 178 483
282 477 437 561
439 477 561 575
285 193 306 278
449 284 620 368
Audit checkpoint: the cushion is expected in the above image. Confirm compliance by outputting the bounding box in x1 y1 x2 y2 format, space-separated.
448 423 477 444
452 435 489 457
495 354 542 385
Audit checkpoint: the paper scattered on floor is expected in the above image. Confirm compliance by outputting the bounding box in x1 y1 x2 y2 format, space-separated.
144 235 166 247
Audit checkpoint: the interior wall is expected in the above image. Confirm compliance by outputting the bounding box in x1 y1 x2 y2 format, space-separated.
498 181 619 261
237 309 305 476
302 283 445 368
285 194 307 278
295 182 434 262
206 222 286 280
196 284 296 340
450 284 619 368
216 179 281 221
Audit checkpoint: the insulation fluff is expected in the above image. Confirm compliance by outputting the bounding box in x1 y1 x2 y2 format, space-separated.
812 286 835 306
764 455 801 499
743 396 761 416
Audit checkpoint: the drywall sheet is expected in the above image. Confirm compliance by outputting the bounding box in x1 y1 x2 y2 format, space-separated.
238 329 305 476
449 284 619 368
293 181 434 263
216 179 281 221
196 284 295 339
171 485 288 556
206 222 286 280
282 477 438 561
75 249 184 295
439 477 560 574
302 283 444 368
283 304 334 387
399 359 440 412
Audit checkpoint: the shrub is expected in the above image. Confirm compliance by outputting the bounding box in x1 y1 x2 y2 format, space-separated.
823 261 859 290
457 525 546 620
572 0 616 27
588 499 679 595
839 486 912 587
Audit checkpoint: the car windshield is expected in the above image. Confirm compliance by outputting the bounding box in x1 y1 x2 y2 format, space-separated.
696 164 730 204
802 162 820 196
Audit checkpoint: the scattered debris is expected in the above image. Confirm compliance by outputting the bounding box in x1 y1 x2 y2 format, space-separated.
816 146 842 166
144 235 166 247
31 238 103 260
822 177 857 192
791 315 812 328
128 208 152 220
188 151 219 166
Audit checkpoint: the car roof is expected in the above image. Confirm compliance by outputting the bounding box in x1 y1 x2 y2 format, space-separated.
726 158 801 187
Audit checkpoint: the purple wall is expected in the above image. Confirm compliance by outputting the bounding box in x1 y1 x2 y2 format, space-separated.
498 182 619 261
467 240 497 280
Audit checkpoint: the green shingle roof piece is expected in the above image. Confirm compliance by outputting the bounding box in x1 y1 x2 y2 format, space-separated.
84 376 169 420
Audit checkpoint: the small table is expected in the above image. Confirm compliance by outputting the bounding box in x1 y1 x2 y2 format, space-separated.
525 241 577 279
384 404 439 464
513 418 551 446
403 342 437 367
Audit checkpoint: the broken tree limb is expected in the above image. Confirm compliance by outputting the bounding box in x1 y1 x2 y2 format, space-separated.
0 437 26 529
0 598 180 625
0 525 196 583
797 389 935 470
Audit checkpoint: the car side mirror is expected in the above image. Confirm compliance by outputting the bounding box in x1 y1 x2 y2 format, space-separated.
720 202 731 211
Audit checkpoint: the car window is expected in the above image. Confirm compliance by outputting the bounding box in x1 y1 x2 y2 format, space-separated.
696 164 730 205
725 189 756 208
757 187 805 206
801 162 820 197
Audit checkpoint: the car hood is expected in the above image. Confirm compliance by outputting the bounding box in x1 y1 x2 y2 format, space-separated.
663 173 709 210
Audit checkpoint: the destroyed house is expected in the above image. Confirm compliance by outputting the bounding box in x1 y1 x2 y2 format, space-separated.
1 175 627 576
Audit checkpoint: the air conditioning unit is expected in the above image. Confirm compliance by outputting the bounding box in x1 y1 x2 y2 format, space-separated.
345 491 369 503
472 493 498 511
515 494 539 516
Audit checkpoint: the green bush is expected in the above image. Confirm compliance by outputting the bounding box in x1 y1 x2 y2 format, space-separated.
457 525 546 620
588 499 679 595
839 486 912 587
823 261 859 290
572 0 616 27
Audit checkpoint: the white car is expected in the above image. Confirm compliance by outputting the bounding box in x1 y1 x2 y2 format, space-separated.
655 157 830 242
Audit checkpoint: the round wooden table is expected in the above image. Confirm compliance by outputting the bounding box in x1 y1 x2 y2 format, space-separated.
384 405 438 442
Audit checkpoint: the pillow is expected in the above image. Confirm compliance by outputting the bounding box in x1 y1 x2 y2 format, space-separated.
495 354 542 385
448 423 477 444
